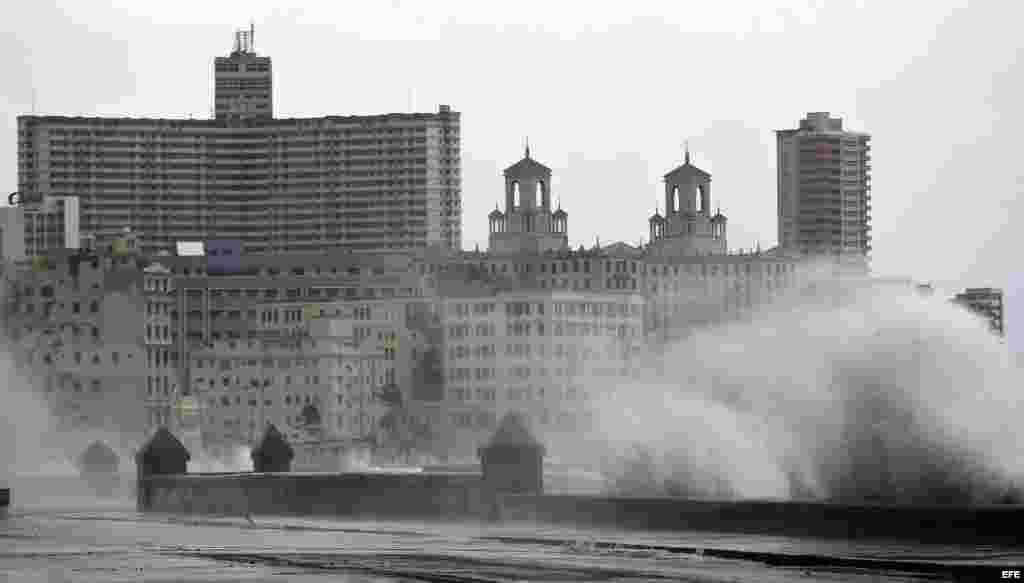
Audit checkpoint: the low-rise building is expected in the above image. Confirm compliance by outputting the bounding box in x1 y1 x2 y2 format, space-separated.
1 239 146 446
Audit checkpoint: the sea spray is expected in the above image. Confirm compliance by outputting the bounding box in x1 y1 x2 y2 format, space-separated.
189 445 253 473
577 274 1022 503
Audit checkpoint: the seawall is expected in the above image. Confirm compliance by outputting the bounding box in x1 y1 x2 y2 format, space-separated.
139 473 1024 544
494 494 1024 544
134 421 1024 545
138 472 488 519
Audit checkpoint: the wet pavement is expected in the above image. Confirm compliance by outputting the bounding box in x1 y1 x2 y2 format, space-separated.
1 489 1022 581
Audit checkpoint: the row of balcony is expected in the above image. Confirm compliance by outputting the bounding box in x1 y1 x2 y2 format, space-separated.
49 173 440 183
46 138 458 148
52 176 443 186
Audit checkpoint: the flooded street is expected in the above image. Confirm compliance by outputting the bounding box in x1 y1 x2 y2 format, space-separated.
2 485 1021 582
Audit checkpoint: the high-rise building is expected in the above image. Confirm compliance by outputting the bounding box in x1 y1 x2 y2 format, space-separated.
776 112 871 271
16 27 461 256
954 287 1004 337
214 26 272 121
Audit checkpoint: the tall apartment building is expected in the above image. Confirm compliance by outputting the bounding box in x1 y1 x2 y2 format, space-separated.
777 112 871 271
16 27 461 256
953 287 1004 337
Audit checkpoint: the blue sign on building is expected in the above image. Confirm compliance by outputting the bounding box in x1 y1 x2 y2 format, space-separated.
206 240 242 274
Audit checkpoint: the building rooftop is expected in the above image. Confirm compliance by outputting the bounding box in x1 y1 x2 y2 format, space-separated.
18 107 458 126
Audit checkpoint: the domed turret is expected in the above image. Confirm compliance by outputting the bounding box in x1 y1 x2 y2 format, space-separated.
551 206 568 235
488 142 569 254
710 208 727 242
488 205 506 235
649 208 666 241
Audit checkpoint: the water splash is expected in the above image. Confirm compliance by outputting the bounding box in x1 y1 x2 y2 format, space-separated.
582 274 1022 504
0 348 77 480
189 445 253 473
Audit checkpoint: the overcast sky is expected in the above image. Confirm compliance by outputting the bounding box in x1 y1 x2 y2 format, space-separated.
1 1 1021 348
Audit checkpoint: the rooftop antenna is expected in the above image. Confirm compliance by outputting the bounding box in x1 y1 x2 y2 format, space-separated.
684 140 690 165
31 87 37 115
250 20 255 52
525 136 530 159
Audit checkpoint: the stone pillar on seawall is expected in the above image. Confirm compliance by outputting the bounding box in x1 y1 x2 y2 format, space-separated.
478 412 546 520
135 427 191 511
251 423 294 473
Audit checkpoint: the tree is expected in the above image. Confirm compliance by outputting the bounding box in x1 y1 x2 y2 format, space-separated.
375 383 440 463
374 383 409 461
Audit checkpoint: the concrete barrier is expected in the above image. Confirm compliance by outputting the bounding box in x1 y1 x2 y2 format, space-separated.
494 494 1024 544
135 421 1024 544
136 414 541 520
139 471 487 518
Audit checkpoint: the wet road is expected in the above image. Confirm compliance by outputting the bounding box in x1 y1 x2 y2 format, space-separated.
2 491 1022 581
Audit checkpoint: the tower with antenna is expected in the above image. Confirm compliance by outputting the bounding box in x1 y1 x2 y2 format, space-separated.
214 22 272 121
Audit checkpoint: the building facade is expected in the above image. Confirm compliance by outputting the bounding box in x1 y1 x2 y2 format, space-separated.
777 112 871 271
16 29 461 256
0 206 26 262
1 241 148 450
2 140 806 466
412 148 800 459
0 195 80 261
